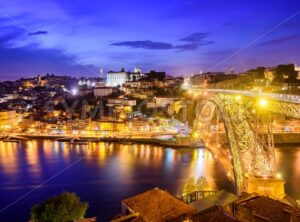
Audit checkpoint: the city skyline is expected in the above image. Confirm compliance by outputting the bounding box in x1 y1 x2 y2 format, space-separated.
1 1 300 221
0 0 300 80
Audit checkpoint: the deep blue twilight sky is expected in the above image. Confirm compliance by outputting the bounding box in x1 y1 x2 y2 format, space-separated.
0 0 300 80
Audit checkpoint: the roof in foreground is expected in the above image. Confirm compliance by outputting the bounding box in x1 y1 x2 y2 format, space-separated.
190 190 238 212
189 206 239 222
237 196 300 222
122 187 196 222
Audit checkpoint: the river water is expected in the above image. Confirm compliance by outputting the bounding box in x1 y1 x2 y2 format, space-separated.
0 141 298 221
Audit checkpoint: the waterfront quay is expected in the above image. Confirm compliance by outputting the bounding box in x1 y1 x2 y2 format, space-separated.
3 129 204 148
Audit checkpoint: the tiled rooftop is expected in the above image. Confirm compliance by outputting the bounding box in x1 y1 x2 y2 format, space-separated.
237 196 300 222
189 206 239 222
122 187 196 222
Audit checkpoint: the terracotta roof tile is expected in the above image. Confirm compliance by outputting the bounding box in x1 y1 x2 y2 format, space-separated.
190 206 239 222
237 196 300 222
122 187 196 222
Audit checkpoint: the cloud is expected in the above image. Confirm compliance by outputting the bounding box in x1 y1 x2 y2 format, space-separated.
28 31 48 36
111 33 213 51
179 32 210 43
111 40 174 50
175 32 213 51
259 35 300 46
0 32 21 46
111 40 201 51
175 44 199 51
0 31 97 80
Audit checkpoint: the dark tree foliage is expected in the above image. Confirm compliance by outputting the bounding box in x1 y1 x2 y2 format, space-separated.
246 67 266 79
255 67 266 79
31 192 89 222
142 71 166 81
275 64 297 80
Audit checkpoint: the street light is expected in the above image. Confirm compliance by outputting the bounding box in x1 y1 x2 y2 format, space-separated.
71 88 78 96
276 173 282 179
235 95 242 101
258 98 268 107
192 131 199 139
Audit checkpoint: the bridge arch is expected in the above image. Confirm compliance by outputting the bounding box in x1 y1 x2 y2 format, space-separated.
193 94 275 193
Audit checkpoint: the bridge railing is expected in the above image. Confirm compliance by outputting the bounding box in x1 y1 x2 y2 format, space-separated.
191 88 300 104
178 190 217 204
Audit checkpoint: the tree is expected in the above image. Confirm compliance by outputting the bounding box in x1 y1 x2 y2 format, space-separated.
255 67 266 79
183 177 197 195
31 192 89 222
143 71 166 81
196 176 210 191
274 64 296 80
273 64 298 90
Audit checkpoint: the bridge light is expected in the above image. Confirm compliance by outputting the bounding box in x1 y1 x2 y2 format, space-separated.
258 98 268 107
235 95 242 101
276 173 282 179
192 132 199 139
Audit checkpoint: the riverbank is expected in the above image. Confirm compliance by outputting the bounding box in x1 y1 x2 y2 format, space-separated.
3 134 204 149
3 132 299 147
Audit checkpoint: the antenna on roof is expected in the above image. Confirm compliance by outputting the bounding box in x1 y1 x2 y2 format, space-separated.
99 67 104 79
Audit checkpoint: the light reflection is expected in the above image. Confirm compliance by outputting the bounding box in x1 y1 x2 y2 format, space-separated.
0 141 230 199
0 141 19 174
186 149 217 191
26 140 41 178
275 146 300 199
165 148 175 170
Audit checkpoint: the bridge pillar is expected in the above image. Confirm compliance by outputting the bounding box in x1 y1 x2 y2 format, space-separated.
245 176 285 199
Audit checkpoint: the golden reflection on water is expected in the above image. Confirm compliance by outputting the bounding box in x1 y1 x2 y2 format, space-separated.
1 141 299 206
0 140 220 194
275 146 300 199
26 140 41 178
0 141 18 174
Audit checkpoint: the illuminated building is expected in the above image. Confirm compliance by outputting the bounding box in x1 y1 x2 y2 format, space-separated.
295 65 300 79
94 86 117 97
190 72 236 86
90 119 126 132
0 110 19 129
106 68 128 87
106 67 143 87
155 97 176 108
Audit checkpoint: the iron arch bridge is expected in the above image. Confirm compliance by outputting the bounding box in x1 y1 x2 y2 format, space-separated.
193 92 300 194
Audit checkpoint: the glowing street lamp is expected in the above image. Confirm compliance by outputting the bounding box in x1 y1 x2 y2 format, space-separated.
258 98 268 107
276 173 282 179
71 88 78 96
192 131 199 139
235 95 242 101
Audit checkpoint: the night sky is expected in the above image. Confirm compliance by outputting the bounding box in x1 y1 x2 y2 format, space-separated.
0 0 300 80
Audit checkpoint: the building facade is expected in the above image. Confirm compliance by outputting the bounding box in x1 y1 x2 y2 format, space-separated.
94 87 117 97
106 68 143 87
